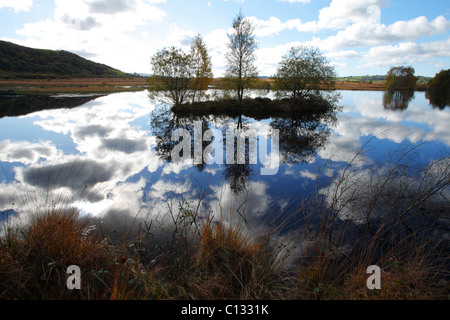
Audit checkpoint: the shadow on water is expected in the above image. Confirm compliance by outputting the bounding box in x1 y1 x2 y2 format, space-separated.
0 92 103 118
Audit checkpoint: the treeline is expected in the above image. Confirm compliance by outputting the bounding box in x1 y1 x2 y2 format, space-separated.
0 41 127 79
426 69 450 109
335 75 431 84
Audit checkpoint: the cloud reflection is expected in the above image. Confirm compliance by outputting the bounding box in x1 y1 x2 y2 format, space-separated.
0 90 448 239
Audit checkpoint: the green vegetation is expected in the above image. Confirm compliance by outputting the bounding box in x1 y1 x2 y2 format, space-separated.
385 66 418 91
149 14 339 112
0 40 128 79
148 35 213 106
224 11 259 103
381 66 418 110
426 69 450 109
272 46 336 100
189 35 214 103
172 95 340 120
148 46 194 106
335 75 386 83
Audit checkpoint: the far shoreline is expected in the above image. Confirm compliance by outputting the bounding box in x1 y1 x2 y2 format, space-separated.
0 77 428 94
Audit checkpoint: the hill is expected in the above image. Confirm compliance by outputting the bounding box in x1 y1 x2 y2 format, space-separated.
0 41 128 79
335 75 431 85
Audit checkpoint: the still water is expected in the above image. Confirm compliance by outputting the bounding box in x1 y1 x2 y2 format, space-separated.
0 90 448 234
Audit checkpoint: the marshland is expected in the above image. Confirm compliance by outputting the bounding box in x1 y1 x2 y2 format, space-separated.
0 6 449 302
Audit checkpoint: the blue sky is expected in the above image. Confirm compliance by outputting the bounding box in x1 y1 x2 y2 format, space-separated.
0 0 449 77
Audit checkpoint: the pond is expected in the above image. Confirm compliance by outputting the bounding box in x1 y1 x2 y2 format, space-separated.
0 90 449 241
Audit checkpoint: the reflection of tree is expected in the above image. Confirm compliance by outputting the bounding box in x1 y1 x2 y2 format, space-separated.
224 163 252 195
149 105 210 171
150 100 337 193
426 90 448 110
383 90 414 111
426 69 450 110
223 128 254 195
150 105 180 162
271 112 332 164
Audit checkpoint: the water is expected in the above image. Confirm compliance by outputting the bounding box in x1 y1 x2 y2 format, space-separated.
0 90 448 234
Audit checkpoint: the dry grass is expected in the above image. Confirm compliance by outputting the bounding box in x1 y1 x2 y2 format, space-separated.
0 77 148 94
191 221 284 300
0 204 447 300
0 208 170 300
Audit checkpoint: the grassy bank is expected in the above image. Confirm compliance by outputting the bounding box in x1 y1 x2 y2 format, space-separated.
1 204 447 300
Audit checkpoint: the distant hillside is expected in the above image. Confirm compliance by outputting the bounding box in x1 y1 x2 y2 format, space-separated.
336 75 431 84
0 41 128 79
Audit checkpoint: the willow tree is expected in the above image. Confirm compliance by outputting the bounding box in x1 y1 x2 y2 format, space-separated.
385 66 417 91
272 46 336 101
148 46 193 106
189 35 213 103
224 11 258 103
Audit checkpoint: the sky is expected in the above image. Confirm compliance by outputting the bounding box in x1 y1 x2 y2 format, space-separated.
0 0 449 77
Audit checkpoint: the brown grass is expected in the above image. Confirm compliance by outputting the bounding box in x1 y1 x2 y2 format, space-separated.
191 221 284 300
1 205 447 300
1 152 448 301
0 77 148 94
1 77 428 94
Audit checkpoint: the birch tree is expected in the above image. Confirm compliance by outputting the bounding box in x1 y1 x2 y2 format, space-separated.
224 11 258 103
189 35 213 103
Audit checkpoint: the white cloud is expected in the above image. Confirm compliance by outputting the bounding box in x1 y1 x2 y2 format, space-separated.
309 15 450 51
360 38 450 68
315 0 384 30
326 50 360 60
3 0 450 77
12 0 167 73
219 0 450 76
435 61 448 70
248 16 304 37
0 0 33 12
277 0 311 4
